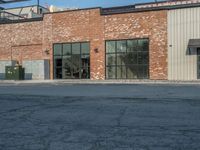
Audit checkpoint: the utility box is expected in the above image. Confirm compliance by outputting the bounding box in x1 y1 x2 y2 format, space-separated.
5 66 25 80
0 60 16 80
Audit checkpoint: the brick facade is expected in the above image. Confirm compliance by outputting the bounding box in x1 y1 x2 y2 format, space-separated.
0 8 167 80
0 21 45 62
104 11 167 80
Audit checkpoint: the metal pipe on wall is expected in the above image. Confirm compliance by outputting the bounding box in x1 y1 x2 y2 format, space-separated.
37 0 39 14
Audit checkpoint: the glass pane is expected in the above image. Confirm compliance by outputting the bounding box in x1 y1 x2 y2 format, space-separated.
54 56 62 67
127 40 137 52
63 44 71 55
53 44 62 56
106 54 116 66
137 65 148 79
71 67 80 79
116 54 126 65
106 41 115 53
55 68 62 79
71 55 80 78
106 66 116 79
197 49 200 55
62 56 73 79
81 43 90 54
145 66 149 78
71 55 80 68
81 55 90 68
117 66 126 79
138 52 149 64
62 67 71 79
72 43 80 54
62 56 71 68
125 52 137 65
81 67 90 79
127 65 137 79
138 39 149 51
117 41 126 53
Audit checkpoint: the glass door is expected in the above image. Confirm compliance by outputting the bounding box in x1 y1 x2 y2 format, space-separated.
53 42 90 79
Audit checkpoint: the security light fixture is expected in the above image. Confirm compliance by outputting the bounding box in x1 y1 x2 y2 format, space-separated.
94 48 99 53
44 49 50 55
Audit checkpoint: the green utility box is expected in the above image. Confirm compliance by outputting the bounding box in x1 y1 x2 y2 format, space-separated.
5 66 25 80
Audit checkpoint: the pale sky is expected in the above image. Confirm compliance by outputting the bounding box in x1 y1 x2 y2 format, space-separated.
2 0 162 9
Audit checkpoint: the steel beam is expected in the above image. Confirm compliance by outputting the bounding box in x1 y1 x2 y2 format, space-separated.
0 0 30 4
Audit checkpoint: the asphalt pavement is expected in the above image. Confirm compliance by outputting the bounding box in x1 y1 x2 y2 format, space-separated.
0 83 200 150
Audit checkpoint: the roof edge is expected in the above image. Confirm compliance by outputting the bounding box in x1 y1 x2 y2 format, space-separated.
43 2 200 16
0 17 43 25
101 3 200 15
44 7 101 15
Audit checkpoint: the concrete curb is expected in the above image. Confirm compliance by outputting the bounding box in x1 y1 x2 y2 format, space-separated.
0 80 200 85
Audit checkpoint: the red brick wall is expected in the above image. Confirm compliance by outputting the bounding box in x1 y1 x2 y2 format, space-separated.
44 9 105 80
0 21 47 63
0 8 167 80
89 9 105 80
49 10 91 79
104 11 168 80
11 44 43 64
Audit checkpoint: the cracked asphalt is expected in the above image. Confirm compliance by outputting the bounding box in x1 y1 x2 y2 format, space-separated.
0 84 200 150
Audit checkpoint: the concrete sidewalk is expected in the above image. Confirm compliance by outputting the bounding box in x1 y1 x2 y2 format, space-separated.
0 79 200 85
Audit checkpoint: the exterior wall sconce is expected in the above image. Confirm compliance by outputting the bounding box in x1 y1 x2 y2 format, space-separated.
44 49 50 55
94 48 99 53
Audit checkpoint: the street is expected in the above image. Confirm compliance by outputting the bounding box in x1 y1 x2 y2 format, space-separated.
0 83 200 150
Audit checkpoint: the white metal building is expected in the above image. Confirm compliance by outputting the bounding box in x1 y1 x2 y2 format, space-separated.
168 6 200 80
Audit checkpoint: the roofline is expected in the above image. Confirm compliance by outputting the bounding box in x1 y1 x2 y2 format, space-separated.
101 4 136 10
168 2 200 10
101 3 200 15
0 17 43 24
44 7 101 15
2 2 200 24
135 0 170 6
44 2 200 16
3 1 200 15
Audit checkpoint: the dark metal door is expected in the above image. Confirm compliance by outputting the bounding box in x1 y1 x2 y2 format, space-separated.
197 49 200 79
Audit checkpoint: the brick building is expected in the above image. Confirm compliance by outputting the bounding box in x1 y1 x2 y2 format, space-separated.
0 0 200 80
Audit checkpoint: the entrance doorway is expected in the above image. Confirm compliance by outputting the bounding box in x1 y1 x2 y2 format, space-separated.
53 42 90 79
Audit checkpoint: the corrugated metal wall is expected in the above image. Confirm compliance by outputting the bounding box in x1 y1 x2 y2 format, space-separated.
168 7 200 80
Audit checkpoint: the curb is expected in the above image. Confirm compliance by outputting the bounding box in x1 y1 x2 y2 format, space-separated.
0 80 200 85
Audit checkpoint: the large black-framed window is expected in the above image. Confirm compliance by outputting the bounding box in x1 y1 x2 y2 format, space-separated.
53 42 90 79
106 39 149 79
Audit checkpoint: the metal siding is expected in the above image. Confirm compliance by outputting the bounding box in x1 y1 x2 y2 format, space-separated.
168 7 200 80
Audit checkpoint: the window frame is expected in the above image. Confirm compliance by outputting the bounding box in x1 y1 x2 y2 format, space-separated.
53 42 90 79
105 38 149 79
